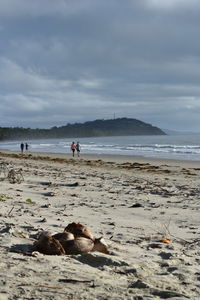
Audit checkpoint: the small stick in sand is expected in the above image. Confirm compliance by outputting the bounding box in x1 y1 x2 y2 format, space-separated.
8 206 14 216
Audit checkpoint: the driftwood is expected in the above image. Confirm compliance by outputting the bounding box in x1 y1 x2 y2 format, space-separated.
7 168 24 183
58 278 94 284
0 162 9 179
0 162 24 183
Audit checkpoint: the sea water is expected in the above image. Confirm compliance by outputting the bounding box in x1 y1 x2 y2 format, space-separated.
1 134 200 161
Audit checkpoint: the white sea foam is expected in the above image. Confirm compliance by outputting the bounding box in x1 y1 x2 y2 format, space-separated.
1 134 200 160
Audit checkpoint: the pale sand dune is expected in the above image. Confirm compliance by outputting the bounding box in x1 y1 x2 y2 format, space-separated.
0 150 200 299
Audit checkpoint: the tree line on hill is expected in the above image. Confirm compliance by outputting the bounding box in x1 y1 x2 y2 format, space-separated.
0 118 166 141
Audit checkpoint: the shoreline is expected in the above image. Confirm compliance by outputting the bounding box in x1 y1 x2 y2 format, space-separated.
1 133 200 164
1 149 200 168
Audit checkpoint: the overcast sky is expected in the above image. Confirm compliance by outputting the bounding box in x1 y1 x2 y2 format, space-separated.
0 0 200 131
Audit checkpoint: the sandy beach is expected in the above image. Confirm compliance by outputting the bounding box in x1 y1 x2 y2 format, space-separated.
0 150 200 299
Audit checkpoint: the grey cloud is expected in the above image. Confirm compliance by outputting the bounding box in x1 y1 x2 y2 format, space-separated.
145 0 200 10
0 0 200 131
0 0 93 18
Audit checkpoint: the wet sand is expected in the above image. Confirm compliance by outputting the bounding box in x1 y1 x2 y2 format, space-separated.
0 150 200 299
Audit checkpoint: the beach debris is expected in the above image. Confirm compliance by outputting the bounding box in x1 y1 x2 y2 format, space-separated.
58 236 109 255
58 278 94 285
61 237 95 255
41 203 51 208
35 234 65 255
93 237 109 254
35 222 109 255
43 192 56 197
108 222 115 226
7 168 24 183
0 162 10 179
147 243 162 249
53 231 74 241
8 206 15 216
40 218 47 223
67 182 79 187
129 280 189 299
0 194 6 201
65 222 94 240
0 162 24 183
129 203 143 208
160 238 170 244
39 181 79 187
25 198 35 204
39 181 53 186
159 251 173 259
0 223 15 234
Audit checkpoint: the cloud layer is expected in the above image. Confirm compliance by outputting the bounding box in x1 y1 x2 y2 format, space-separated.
0 0 200 131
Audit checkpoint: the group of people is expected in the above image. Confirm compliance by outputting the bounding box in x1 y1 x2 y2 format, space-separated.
20 141 80 157
71 141 80 157
20 142 29 154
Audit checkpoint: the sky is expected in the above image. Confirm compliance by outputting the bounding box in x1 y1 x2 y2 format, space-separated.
0 0 200 131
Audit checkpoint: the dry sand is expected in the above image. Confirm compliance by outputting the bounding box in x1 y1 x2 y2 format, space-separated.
0 150 200 299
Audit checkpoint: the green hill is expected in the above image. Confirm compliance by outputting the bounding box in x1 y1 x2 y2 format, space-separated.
0 118 166 141
50 118 165 137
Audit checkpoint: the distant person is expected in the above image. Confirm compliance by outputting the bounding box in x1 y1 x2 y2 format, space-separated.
76 141 81 157
25 143 29 151
71 141 76 157
20 142 24 154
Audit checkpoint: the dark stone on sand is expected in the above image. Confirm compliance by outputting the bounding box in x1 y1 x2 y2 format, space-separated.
129 203 143 208
129 279 150 289
167 266 178 273
148 243 162 249
67 182 79 187
43 192 56 197
40 218 47 223
159 252 173 259
129 279 189 299
150 288 189 299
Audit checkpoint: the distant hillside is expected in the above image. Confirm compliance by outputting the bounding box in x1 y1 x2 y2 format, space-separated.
50 118 166 137
162 128 198 135
0 118 166 141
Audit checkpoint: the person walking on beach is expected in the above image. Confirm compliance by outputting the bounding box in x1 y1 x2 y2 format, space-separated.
76 141 81 157
71 141 76 157
25 143 29 151
20 142 24 154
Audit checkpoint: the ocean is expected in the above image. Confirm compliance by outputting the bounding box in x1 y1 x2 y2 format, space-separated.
1 134 200 161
